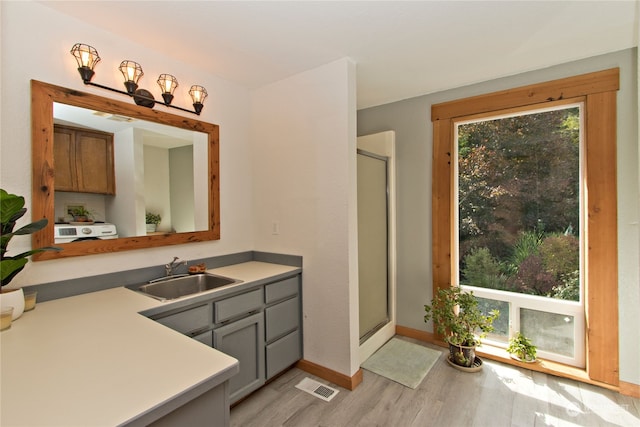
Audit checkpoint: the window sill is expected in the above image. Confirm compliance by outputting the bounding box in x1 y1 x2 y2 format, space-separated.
475 343 619 392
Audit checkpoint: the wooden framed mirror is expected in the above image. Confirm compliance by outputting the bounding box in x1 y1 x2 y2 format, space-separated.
31 80 220 260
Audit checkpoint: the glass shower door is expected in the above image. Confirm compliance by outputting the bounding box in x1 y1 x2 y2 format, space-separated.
357 150 389 343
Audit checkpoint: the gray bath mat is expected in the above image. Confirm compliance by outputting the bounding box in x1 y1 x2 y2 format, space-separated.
361 338 441 389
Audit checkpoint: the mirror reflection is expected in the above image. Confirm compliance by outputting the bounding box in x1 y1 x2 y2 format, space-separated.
31 80 220 260
53 103 208 242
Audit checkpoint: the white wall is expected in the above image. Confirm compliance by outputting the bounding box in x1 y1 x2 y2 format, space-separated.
143 145 171 232
107 128 138 237
250 58 360 376
169 145 196 233
0 1 254 286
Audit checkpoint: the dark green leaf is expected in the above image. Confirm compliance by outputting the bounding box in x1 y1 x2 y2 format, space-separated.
13 218 49 235
1 258 28 283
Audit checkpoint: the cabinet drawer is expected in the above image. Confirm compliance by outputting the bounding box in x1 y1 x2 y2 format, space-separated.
265 296 299 342
265 276 299 304
155 304 210 334
266 330 301 379
214 288 263 323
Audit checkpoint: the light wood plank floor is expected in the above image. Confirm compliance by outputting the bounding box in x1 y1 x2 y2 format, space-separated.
231 337 640 427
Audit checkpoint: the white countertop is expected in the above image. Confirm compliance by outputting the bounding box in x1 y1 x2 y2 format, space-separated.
0 261 300 426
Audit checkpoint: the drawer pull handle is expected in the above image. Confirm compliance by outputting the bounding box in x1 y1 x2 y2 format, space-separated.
220 309 260 325
188 327 210 337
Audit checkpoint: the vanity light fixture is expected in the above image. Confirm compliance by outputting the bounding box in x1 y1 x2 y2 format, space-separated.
157 73 178 105
119 60 144 95
188 85 208 115
70 43 207 115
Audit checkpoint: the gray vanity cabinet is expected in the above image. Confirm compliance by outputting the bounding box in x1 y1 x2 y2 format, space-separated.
264 276 302 379
147 272 302 405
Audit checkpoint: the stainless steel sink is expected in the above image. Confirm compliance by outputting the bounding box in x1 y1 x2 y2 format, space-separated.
135 273 242 301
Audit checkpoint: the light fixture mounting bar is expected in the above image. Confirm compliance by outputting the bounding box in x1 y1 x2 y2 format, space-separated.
83 81 201 115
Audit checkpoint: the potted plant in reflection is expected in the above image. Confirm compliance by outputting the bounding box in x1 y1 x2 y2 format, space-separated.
70 206 94 223
424 286 499 370
1 189 60 319
507 332 537 363
145 212 161 233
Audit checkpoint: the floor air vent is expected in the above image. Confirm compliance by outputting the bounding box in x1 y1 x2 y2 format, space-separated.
295 377 339 402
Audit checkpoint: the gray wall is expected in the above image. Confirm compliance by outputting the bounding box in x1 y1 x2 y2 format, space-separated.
357 48 639 385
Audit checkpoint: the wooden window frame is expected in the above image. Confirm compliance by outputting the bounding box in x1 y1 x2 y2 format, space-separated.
431 68 619 386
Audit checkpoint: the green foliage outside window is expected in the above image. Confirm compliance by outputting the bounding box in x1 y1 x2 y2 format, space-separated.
458 107 580 301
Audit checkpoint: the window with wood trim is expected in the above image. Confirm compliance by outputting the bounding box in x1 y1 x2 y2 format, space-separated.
456 102 585 368
431 69 619 386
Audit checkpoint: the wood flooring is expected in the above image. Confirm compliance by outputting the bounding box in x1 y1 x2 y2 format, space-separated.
231 337 640 427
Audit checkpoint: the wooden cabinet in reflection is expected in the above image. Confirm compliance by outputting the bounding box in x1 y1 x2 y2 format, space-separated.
54 124 115 194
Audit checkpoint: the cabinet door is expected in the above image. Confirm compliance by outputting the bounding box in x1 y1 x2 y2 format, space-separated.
53 127 77 192
213 312 265 403
75 131 115 194
192 330 213 347
53 125 115 195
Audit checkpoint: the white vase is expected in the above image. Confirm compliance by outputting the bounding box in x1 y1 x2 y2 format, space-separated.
0 288 25 320
146 223 157 233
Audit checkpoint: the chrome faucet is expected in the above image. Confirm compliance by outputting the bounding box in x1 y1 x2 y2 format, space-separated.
165 257 187 277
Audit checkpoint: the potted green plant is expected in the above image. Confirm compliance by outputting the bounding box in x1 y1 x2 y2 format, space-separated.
1 189 60 319
506 332 537 363
70 206 93 223
424 286 499 369
145 212 161 233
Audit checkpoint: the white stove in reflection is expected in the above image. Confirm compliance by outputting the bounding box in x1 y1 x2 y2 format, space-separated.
54 223 118 243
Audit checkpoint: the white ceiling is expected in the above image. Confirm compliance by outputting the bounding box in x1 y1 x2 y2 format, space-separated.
41 1 638 109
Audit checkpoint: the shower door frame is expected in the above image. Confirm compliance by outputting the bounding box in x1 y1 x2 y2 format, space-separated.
357 131 397 364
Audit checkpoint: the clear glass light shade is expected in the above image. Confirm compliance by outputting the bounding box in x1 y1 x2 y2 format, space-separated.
157 74 178 94
70 43 101 69
189 85 208 104
119 60 144 84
